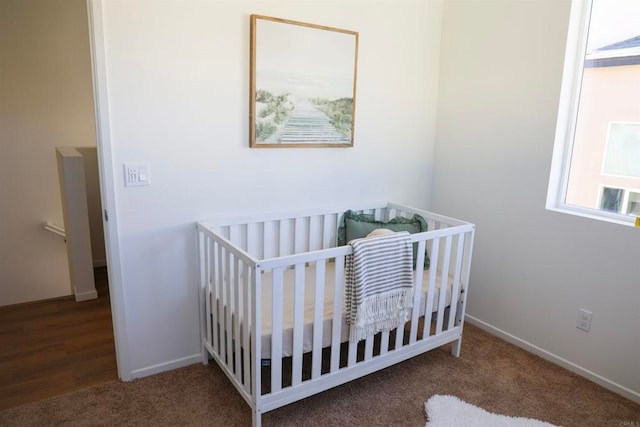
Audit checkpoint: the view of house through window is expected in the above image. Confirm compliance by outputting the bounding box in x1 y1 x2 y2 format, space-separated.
562 0 640 221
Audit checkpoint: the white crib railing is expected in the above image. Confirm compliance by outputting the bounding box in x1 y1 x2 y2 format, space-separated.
197 202 474 427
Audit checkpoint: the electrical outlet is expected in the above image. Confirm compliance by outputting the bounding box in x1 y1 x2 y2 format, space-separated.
576 308 592 332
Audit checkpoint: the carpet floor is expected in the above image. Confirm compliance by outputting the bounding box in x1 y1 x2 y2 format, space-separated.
0 324 638 426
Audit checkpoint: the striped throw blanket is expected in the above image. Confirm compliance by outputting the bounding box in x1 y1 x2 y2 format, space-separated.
345 231 414 342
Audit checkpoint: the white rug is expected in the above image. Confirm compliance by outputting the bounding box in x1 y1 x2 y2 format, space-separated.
425 395 558 427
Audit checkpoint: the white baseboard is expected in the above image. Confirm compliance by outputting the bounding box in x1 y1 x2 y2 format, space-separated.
130 354 202 380
74 289 98 301
465 314 640 404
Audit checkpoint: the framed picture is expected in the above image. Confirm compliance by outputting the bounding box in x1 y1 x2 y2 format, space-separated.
250 15 359 148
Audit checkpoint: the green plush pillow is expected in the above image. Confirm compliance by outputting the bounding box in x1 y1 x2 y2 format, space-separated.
338 210 430 269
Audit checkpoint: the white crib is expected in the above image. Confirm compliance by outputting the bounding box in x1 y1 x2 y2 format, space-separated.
197 202 475 427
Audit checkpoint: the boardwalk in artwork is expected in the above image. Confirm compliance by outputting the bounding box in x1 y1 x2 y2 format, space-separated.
280 98 349 143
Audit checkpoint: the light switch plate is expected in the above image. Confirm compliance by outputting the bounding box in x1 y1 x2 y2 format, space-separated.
124 163 150 187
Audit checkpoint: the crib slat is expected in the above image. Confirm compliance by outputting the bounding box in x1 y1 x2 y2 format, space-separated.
223 250 230 365
247 223 259 258
302 217 309 253
292 263 305 386
364 336 374 361
229 225 240 249
372 208 380 220
306 216 312 252
380 207 391 221
252 265 261 403
423 238 440 338
380 330 390 355
435 235 452 334
263 221 275 259
234 257 242 380
204 237 212 352
456 229 474 329
311 260 326 379
394 319 404 350
220 225 230 240
348 337 358 366
242 263 251 393
447 233 465 331
427 219 436 236
394 245 407 354
271 268 284 393
410 240 427 344
308 215 320 251
279 219 291 257
293 217 306 254
216 244 224 356
329 256 345 373
323 214 337 249
225 252 233 368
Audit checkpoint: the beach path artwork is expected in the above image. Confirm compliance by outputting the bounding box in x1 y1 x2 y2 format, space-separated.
250 15 358 147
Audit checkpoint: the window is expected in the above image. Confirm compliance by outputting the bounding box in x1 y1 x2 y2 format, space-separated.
599 186 640 215
603 123 640 178
600 187 624 212
547 0 640 226
628 191 640 215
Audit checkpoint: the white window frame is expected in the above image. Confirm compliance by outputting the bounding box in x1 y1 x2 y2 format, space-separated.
546 0 636 227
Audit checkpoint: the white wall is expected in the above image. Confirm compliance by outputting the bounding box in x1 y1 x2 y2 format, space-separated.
0 0 99 305
433 0 639 400
93 0 443 376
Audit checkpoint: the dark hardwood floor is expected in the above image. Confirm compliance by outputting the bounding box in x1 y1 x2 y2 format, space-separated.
0 267 118 410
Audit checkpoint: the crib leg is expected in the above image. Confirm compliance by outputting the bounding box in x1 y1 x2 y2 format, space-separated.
252 409 262 427
451 337 462 358
201 343 209 365
452 290 465 358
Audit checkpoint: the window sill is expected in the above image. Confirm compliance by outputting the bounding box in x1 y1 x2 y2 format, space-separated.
546 205 638 228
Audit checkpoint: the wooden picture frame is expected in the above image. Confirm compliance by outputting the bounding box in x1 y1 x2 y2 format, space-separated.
250 15 358 148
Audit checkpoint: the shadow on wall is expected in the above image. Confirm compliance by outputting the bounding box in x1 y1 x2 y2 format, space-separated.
74 147 106 266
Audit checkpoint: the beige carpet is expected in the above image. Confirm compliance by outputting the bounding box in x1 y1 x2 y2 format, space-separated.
1 324 638 426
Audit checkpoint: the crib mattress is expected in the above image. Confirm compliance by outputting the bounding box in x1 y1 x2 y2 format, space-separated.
214 263 455 359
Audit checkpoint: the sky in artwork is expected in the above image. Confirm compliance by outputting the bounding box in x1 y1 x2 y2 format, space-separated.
255 18 356 99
